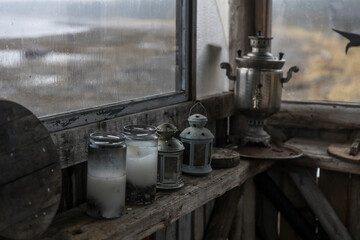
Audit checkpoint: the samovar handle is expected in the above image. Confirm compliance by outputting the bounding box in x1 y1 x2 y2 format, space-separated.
281 66 299 85
220 62 236 81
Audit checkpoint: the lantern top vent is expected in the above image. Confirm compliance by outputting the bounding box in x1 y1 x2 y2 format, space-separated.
157 123 185 152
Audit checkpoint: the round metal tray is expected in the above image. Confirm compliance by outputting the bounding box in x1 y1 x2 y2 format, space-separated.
236 142 303 160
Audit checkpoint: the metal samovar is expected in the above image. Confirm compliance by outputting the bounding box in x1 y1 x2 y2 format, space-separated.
221 31 299 146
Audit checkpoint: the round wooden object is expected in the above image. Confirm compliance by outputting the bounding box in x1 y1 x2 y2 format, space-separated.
0 100 62 240
211 148 240 168
328 143 360 162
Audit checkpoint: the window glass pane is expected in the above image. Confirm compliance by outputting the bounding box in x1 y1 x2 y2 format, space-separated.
0 0 177 116
272 0 360 102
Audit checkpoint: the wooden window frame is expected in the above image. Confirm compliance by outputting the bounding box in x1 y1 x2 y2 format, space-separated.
39 0 197 133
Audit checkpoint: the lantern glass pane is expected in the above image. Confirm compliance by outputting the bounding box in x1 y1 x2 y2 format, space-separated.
208 143 212 165
164 156 177 182
157 155 163 183
183 142 190 165
194 144 207 166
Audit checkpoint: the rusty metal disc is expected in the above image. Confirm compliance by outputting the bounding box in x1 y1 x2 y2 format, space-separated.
211 148 240 168
0 99 62 240
235 142 303 160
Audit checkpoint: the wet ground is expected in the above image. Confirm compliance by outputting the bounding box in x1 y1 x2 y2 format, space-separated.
0 18 176 116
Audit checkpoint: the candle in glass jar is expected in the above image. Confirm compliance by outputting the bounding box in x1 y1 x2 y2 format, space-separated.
87 173 126 219
124 125 158 205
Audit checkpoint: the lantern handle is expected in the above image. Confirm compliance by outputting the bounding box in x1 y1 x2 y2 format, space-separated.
189 101 207 117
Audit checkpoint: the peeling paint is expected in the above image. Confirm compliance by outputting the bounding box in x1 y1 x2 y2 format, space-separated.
96 107 126 117
51 116 80 128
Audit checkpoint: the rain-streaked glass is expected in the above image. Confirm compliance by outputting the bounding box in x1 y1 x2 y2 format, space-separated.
0 0 177 116
272 0 360 102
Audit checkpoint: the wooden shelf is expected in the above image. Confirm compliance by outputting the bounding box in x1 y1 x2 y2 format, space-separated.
286 138 360 175
40 160 273 240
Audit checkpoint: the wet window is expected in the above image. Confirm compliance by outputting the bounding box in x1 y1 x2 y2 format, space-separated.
272 0 360 102
0 0 178 116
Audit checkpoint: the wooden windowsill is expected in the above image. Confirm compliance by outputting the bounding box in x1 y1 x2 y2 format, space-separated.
40 159 273 240
286 138 360 175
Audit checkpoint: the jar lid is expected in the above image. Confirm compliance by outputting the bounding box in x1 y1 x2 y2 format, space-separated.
90 132 125 147
123 125 157 135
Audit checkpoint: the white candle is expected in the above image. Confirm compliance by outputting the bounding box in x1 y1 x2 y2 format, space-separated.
126 144 158 187
87 174 126 218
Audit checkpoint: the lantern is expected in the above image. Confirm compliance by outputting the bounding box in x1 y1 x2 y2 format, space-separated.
157 123 185 189
87 132 127 219
180 103 214 175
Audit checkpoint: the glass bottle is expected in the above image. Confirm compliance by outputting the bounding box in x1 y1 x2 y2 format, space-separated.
87 132 127 219
123 125 158 205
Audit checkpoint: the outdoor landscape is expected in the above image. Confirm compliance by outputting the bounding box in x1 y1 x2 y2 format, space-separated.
272 0 360 102
0 0 177 116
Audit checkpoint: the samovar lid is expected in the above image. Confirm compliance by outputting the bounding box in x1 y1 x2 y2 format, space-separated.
236 31 285 70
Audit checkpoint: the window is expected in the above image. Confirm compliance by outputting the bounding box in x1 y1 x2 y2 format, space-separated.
0 0 192 130
272 0 360 103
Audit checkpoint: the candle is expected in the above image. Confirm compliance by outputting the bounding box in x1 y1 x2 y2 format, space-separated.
123 125 158 206
87 174 126 219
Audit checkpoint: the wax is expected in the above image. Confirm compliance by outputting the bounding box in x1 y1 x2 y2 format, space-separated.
126 140 158 205
87 174 126 219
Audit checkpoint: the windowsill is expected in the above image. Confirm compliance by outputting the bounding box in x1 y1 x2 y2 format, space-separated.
40 159 273 240
285 138 360 175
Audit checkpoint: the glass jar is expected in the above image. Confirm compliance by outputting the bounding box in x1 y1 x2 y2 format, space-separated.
124 125 158 205
87 132 127 219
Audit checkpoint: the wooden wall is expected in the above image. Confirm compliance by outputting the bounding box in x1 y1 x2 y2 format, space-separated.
255 166 360 240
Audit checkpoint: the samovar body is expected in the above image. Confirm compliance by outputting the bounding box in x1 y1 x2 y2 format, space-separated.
221 32 299 145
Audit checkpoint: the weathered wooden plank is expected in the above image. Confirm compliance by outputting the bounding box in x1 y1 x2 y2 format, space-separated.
58 168 74 213
288 167 352 240
204 186 242 240
318 170 350 225
215 118 228 146
348 174 360 240
204 199 215 229
277 171 309 240
73 163 87 207
192 206 204 240
269 101 360 131
0 99 62 240
229 179 256 240
254 173 318 240
178 213 191 240
255 171 279 240
40 160 273 240
166 222 177 240
285 138 360 175
0 164 61 239
254 0 272 37
154 228 166 240
50 93 234 168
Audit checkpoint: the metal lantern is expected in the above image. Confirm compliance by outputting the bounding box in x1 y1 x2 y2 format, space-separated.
180 103 214 175
156 123 185 189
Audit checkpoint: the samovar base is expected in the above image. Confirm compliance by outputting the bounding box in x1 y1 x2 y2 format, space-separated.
240 119 271 147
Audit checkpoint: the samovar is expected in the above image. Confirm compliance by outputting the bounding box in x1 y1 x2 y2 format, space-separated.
221 31 299 146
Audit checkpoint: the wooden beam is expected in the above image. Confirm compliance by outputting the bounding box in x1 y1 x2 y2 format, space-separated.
288 167 352 240
204 186 242 240
40 160 273 240
229 179 256 240
285 138 360 175
254 173 318 240
51 92 234 168
269 101 360 131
